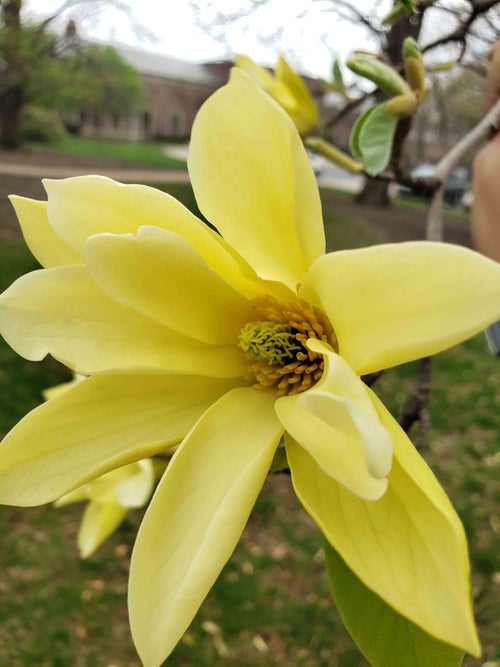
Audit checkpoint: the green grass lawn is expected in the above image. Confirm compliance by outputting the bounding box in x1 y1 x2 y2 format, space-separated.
0 185 498 666
31 136 187 169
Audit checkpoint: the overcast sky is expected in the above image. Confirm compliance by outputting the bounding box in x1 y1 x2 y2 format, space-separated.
24 0 396 77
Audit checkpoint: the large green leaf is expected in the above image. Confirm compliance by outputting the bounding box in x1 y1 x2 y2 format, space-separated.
323 538 465 667
357 101 399 176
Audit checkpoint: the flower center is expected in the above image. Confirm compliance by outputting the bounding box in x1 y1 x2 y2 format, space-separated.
238 295 337 396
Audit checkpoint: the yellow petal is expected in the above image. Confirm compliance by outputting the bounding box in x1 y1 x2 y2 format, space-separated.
85 227 251 345
77 500 128 558
288 389 480 656
129 387 283 667
0 373 242 506
0 266 245 377
301 242 500 375
9 196 82 267
189 68 324 289
85 459 155 507
113 459 155 507
234 54 275 90
43 175 283 301
274 56 318 135
43 374 84 401
282 398 388 501
306 339 393 478
57 459 155 509
277 342 391 500
54 486 88 507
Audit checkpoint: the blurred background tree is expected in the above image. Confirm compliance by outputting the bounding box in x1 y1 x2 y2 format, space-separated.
0 0 143 148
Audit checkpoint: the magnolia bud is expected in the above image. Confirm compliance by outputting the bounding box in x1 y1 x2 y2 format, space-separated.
403 38 426 92
347 56 409 97
386 91 418 116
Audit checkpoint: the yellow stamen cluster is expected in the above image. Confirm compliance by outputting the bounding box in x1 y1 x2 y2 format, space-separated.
238 295 337 396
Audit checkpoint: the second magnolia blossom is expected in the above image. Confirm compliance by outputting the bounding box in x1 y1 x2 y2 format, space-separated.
0 68 499 667
235 53 318 135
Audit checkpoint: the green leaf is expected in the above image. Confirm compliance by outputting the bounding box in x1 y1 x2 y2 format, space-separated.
398 0 418 12
358 101 399 175
332 59 344 90
323 538 465 667
320 78 346 94
381 5 407 24
349 105 377 159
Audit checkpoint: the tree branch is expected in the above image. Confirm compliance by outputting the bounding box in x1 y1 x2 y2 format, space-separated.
421 0 499 53
398 356 433 445
426 97 500 241
321 0 383 37
323 92 370 130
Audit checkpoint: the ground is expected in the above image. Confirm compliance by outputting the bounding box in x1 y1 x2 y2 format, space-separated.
0 146 471 248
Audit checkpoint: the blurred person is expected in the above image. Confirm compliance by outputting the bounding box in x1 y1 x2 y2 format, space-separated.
471 41 500 262
471 41 500 354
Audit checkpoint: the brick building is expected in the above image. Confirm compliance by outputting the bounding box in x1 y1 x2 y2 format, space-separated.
73 45 229 141
75 44 330 142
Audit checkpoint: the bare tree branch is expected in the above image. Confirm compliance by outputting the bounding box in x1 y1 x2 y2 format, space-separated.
314 0 384 38
323 92 370 129
38 0 130 30
398 356 433 445
422 0 499 53
320 0 383 37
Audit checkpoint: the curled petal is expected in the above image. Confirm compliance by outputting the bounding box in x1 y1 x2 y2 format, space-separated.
277 342 392 500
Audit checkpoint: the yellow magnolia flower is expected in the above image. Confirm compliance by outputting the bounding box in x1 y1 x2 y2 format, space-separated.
55 459 155 558
0 69 499 666
235 53 318 135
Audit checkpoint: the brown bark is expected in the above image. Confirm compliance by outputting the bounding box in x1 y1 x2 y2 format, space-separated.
0 0 24 148
398 356 433 448
0 86 24 148
355 179 391 207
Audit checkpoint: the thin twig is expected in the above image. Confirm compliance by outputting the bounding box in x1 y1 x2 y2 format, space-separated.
323 92 370 130
398 356 433 445
421 0 499 53
324 0 383 36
